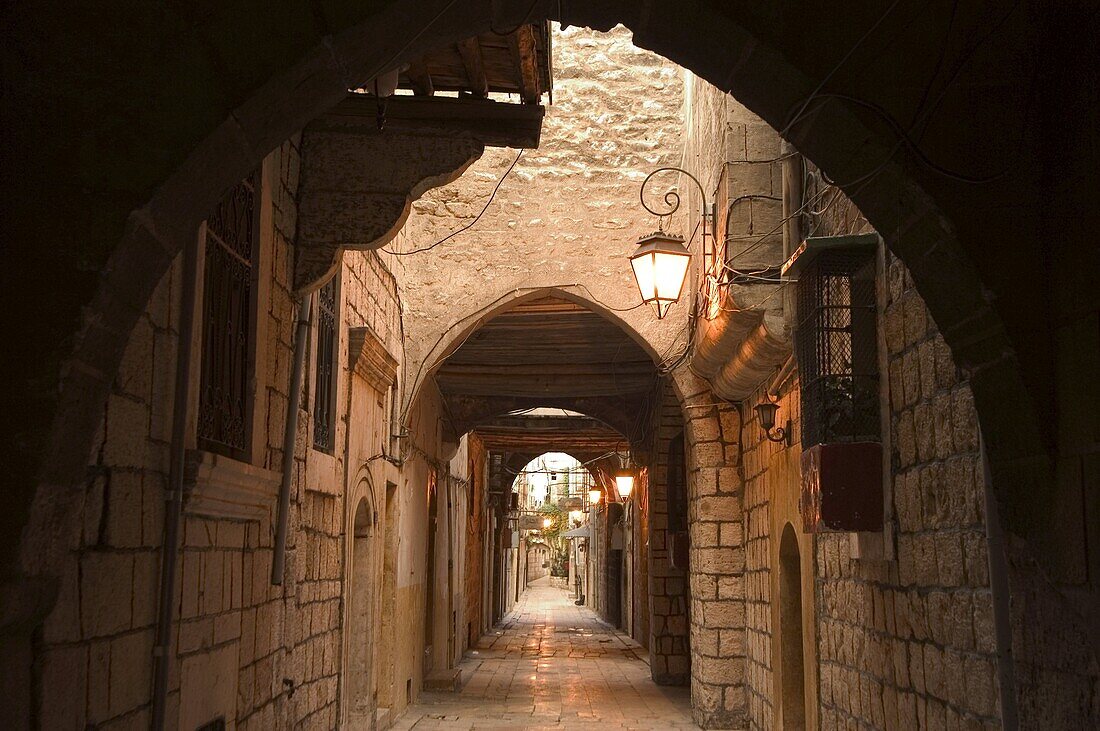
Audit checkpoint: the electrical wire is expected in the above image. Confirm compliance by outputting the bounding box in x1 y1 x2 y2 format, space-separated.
383 149 525 256
779 0 904 139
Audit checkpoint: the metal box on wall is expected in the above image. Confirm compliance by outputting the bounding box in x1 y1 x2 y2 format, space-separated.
800 442 883 532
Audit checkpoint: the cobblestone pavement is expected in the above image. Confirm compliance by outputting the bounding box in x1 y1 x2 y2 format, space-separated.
392 577 698 729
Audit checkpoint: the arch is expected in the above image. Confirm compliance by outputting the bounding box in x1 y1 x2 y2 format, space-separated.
15 3 1042 583
778 523 807 729
12 1 1061 611
6 3 1091 728
347 493 379 723
405 285 672 421
505 451 604 491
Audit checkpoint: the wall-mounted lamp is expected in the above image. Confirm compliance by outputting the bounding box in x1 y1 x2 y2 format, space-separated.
588 488 602 505
629 232 692 319
755 400 791 446
542 517 553 529
614 467 635 501
633 166 711 319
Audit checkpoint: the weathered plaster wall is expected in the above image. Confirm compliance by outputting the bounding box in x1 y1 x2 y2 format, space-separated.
384 24 688 410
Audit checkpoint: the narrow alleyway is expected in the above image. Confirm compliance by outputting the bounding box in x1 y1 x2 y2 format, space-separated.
393 577 697 730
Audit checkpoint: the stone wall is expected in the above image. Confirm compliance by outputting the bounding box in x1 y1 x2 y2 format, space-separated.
384 24 688 410
680 69 1004 730
32 129 469 729
821 252 998 728
644 381 692 684
736 250 1002 730
463 434 488 650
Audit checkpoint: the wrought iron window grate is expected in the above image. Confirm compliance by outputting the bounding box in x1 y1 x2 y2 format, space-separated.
198 171 258 460
313 276 338 452
794 246 880 447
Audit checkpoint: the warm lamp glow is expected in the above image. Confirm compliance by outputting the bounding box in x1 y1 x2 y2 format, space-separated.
615 469 635 500
630 232 692 319
588 488 602 505
542 517 552 529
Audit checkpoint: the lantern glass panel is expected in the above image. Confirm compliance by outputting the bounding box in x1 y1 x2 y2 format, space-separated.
615 473 634 499
630 252 657 301
653 250 691 302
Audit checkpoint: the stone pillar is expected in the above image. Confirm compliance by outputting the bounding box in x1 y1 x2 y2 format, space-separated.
674 369 747 729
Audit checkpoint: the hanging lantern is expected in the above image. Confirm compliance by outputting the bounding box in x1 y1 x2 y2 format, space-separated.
588 488 602 505
629 231 692 318
614 468 635 500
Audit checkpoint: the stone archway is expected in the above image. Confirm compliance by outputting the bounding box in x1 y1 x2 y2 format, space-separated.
5 2 1096 728
346 494 379 728
8 0 1048 587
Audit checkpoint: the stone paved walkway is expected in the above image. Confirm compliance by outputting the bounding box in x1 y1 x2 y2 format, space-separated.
392 577 697 730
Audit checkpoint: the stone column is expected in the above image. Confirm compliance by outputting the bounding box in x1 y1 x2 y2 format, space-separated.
674 369 748 729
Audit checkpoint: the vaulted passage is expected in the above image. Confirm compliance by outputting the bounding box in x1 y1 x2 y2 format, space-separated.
3 5 1098 731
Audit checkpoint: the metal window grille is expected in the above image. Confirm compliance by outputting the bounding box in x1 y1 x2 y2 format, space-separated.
198 172 258 459
313 276 337 452
794 247 880 447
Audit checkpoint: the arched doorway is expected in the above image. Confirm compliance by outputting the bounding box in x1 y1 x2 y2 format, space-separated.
6 5 1096 730
779 523 806 729
347 495 378 726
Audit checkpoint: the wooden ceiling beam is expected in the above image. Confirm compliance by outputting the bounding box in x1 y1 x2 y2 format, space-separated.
320 94 544 148
405 57 434 96
508 26 541 103
457 37 489 98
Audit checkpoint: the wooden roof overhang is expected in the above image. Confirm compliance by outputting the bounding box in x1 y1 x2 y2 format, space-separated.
435 297 658 445
474 413 625 457
397 22 553 103
318 93 546 148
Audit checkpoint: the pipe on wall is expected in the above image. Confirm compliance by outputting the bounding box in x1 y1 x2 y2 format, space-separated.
151 236 200 731
781 142 802 323
272 296 313 585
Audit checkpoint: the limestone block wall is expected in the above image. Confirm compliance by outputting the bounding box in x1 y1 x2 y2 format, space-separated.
31 126 467 730
645 381 692 685
741 376 815 731
679 69 1003 729
734 224 1001 730
673 367 749 729
384 24 688 407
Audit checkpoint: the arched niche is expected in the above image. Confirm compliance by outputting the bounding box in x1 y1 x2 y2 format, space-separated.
778 522 807 729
